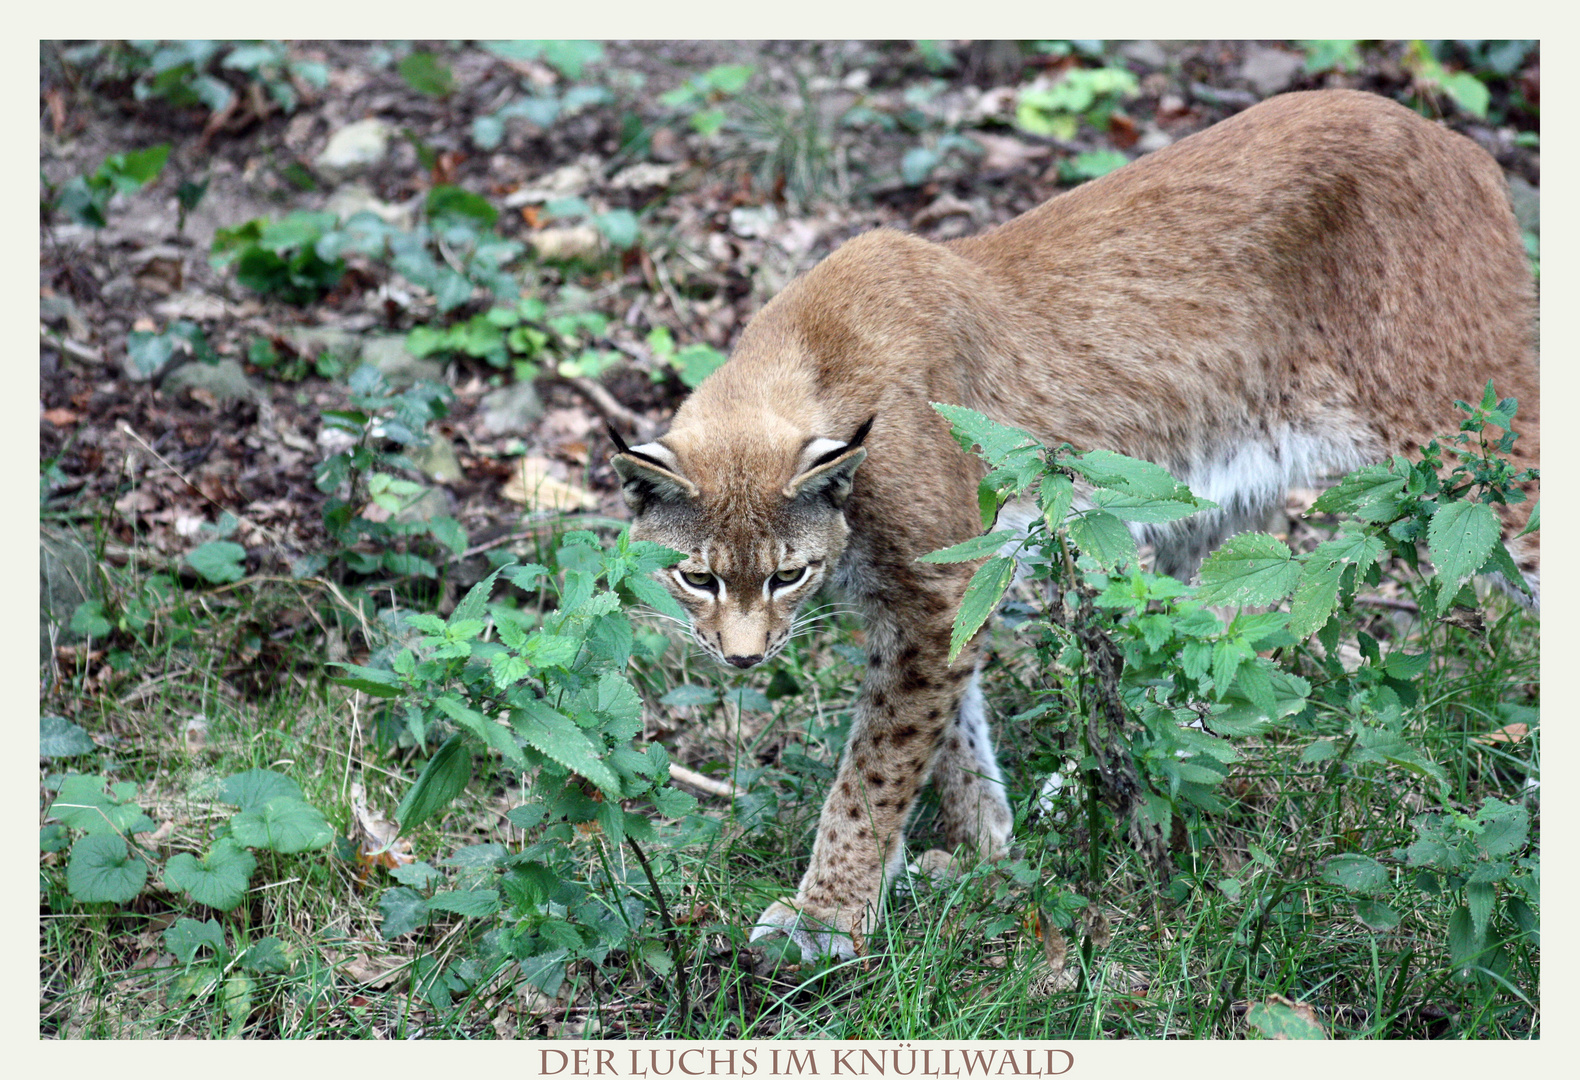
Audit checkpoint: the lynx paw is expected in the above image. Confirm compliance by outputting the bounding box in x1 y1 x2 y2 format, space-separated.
749 898 865 961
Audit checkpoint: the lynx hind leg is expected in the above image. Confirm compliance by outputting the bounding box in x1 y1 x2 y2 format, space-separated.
930 669 1013 860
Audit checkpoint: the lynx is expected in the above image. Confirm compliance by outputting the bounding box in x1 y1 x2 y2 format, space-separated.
610 90 1539 959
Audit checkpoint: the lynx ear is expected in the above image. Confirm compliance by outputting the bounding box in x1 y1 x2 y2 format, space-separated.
784 415 875 508
608 426 698 512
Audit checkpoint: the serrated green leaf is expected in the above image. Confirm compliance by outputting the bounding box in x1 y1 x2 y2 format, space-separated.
396 734 473 831
1448 905 1481 973
164 839 256 911
425 888 502 918
435 695 525 766
1322 854 1389 895
1355 900 1401 931
218 769 304 812
204 912 269 968
40 715 97 759
66 834 148 904
379 886 430 939
1474 798 1529 857
918 530 1020 564
452 566 506 625
1517 500 1538 538
327 663 406 698
1428 499 1500 590
1089 488 1212 523
1288 560 1343 639
511 699 621 796
1194 533 1300 606
1311 463 1407 521
1067 449 1193 501
931 403 1041 465
659 684 717 708
1066 510 1137 569
948 555 1015 662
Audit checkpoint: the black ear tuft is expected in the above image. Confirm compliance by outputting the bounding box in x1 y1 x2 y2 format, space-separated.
847 414 876 449
607 422 632 456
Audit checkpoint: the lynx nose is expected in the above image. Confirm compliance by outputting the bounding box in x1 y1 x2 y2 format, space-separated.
726 654 763 669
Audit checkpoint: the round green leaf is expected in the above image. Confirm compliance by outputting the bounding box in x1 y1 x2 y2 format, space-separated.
164 839 257 911
228 797 334 854
66 834 148 904
218 769 305 812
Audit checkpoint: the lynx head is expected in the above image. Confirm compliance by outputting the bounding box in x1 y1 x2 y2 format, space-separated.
610 416 873 669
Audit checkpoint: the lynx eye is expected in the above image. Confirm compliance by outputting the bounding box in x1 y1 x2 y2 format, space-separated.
770 567 808 589
678 570 718 592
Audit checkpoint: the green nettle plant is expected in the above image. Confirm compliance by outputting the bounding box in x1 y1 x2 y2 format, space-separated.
929 383 1537 980
331 532 712 1019
304 364 465 582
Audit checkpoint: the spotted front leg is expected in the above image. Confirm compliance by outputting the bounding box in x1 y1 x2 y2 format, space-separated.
750 618 979 958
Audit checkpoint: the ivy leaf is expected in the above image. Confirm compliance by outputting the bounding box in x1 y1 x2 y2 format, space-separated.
918 530 1020 564
40 715 97 759
1428 499 1500 591
229 797 334 854
164 917 228 964
948 555 1015 662
164 839 257 911
1194 533 1300 606
396 733 473 831
511 699 621 797
187 541 248 584
66 834 148 904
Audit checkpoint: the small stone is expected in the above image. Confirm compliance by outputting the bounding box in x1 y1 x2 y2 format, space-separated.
1118 40 1168 70
324 183 414 229
530 226 602 261
411 437 464 484
315 118 392 180
1238 44 1304 97
480 381 546 436
159 359 262 405
1507 175 1539 234
360 334 444 388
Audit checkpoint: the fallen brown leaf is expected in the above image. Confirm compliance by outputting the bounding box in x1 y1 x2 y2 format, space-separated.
502 456 598 511
42 408 80 427
1474 722 1530 745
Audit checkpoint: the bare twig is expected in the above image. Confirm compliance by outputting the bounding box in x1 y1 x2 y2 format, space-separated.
668 762 743 799
554 374 654 440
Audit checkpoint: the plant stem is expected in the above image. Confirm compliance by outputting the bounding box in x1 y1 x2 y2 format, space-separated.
625 836 690 1033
